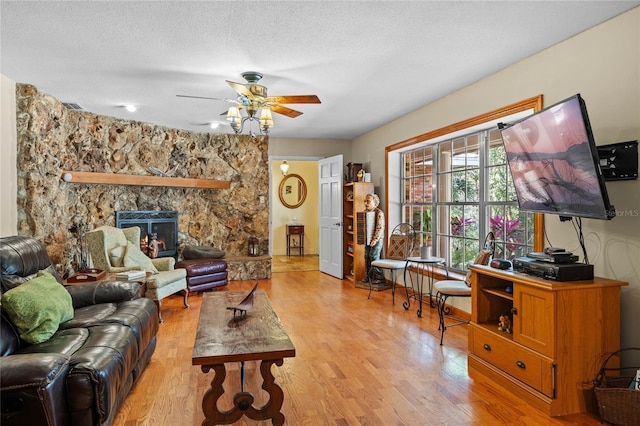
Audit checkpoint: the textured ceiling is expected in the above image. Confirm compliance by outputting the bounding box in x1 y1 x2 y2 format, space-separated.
1 1 637 139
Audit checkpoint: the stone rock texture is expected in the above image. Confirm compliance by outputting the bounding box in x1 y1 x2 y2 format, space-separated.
226 256 273 281
15 84 270 278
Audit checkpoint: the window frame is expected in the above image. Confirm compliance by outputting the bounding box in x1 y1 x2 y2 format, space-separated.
384 96 545 263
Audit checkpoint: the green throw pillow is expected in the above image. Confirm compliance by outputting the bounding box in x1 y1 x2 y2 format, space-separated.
1 271 74 344
123 241 159 274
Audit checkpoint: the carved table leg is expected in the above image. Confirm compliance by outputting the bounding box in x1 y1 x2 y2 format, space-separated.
200 359 286 426
254 359 286 425
183 289 190 308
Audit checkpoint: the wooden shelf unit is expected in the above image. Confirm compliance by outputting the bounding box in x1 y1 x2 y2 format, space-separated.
342 182 373 282
467 264 628 417
61 171 231 189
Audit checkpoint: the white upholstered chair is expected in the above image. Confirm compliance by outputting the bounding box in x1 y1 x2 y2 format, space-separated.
367 223 416 304
85 225 189 322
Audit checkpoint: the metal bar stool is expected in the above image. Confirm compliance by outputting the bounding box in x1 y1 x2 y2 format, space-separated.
368 223 416 304
434 232 495 345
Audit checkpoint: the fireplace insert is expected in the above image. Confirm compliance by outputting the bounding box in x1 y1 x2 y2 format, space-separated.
116 210 178 257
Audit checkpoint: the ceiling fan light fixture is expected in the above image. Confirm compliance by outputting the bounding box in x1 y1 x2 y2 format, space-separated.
179 71 319 136
259 108 274 128
227 106 241 123
226 107 242 133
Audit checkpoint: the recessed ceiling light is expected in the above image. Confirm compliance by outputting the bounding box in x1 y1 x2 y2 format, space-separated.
124 104 137 112
210 122 220 129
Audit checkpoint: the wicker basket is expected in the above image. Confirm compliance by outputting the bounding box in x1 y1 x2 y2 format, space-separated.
593 348 640 425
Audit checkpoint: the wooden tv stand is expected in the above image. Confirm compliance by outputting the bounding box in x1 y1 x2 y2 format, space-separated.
467 264 627 417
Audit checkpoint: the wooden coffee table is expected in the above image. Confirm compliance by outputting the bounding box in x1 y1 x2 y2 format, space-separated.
192 290 295 426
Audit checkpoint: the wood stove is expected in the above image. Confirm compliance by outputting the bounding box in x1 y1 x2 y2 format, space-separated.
116 210 178 257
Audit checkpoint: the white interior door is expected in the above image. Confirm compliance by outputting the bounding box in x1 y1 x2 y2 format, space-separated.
318 155 343 278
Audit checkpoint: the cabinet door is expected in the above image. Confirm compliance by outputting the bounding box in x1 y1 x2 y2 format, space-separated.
513 285 555 358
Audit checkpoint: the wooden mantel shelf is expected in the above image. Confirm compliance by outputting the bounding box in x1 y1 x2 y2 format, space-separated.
61 171 231 189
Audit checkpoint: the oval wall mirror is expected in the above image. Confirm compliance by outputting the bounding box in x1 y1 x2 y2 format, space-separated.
278 174 307 209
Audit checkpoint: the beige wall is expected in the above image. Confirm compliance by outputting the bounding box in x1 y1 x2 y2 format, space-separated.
269 137 351 163
1 74 17 237
271 160 319 255
353 8 640 349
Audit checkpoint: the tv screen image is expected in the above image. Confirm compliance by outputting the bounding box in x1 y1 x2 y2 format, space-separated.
499 94 614 220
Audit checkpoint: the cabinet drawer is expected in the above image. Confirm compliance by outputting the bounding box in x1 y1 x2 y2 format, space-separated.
470 325 554 397
287 225 304 234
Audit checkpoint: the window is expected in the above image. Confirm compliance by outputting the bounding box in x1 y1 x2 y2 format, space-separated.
390 96 544 272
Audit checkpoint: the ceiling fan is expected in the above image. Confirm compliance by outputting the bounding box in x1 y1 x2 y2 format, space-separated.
177 71 321 135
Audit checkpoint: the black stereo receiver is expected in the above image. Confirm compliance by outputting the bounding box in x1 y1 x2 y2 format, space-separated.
513 257 594 281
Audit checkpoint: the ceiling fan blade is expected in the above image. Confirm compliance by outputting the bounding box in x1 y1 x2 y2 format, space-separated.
226 80 254 100
266 95 321 104
271 104 303 118
176 94 239 104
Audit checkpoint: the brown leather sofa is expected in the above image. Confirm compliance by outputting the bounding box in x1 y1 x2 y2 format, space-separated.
0 236 159 426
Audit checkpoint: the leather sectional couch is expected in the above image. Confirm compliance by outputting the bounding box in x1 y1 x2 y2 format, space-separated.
0 236 159 426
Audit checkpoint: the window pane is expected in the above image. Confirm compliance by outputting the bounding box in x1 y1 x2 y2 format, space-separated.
450 237 465 269
464 238 480 265
488 129 506 166
524 211 535 246
404 152 414 177
449 205 464 236
488 165 506 202
452 138 466 170
464 205 479 239
410 206 433 246
452 171 466 202
434 204 449 257
489 205 526 259
411 176 423 203
467 168 479 202
466 134 480 169
439 141 452 172
438 172 451 202
506 167 518 202
403 178 411 203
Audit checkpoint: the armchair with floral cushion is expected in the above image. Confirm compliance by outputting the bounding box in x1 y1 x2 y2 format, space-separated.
85 225 189 322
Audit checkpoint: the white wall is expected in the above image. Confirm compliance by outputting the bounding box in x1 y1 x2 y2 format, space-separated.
353 8 640 350
0 74 17 237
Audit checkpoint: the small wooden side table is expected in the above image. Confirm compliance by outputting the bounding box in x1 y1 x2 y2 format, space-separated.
286 224 304 256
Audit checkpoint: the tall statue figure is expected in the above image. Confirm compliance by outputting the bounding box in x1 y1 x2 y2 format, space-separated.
364 193 385 283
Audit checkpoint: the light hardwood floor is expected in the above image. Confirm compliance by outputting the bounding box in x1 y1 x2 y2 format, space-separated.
272 255 319 273
113 271 603 425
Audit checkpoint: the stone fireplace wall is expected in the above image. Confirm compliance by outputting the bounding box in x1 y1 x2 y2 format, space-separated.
15 84 269 278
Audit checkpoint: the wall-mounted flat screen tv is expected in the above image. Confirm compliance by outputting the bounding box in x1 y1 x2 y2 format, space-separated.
499 94 615 220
